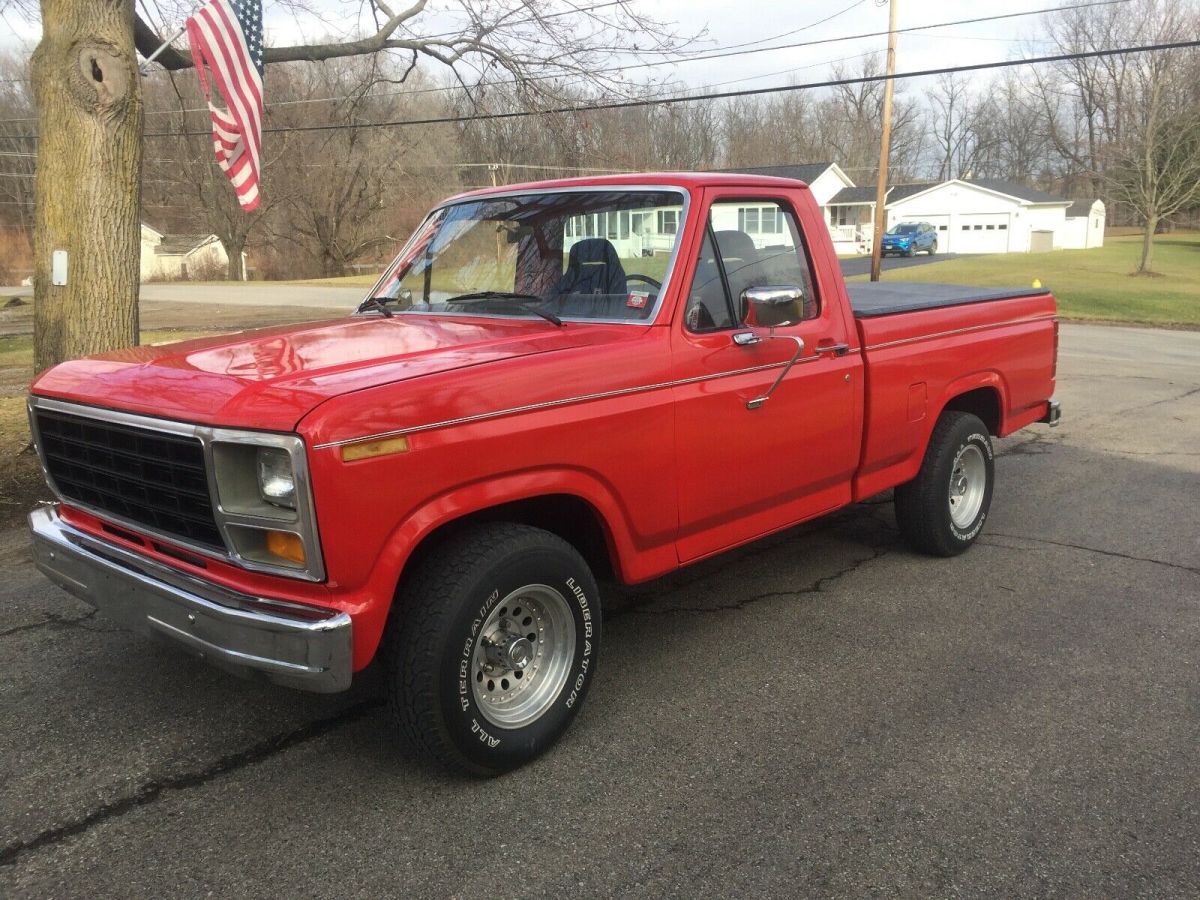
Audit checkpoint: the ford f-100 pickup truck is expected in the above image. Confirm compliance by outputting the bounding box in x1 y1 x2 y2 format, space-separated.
27 173 1060 774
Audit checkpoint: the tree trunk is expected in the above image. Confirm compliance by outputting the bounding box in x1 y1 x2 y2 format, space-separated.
31 0 142 373
1138 212 1157 274
225 240 244 281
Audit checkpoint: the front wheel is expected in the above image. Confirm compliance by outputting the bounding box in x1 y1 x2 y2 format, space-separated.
385 523 601 775
894 411 994 556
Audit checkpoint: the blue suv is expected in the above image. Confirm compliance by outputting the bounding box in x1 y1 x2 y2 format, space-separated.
881 222 938 257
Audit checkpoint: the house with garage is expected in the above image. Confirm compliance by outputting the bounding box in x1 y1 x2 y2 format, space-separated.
720 165 1105 255
880 179 1077 255
139 223 244 281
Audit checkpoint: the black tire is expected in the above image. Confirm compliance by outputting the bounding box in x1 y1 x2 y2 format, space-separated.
385 522 601 776
894 411 994 557
904 246 914 257
928 241 938 255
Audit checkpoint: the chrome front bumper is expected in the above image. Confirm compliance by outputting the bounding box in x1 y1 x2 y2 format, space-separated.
29 505 352 692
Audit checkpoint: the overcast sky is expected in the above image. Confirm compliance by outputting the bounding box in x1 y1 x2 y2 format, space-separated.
2 0 1054 95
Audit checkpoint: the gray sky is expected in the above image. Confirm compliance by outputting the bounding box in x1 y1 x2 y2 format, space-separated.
2 0 1053 95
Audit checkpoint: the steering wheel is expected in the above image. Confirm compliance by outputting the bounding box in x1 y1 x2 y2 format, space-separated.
626 273 662 290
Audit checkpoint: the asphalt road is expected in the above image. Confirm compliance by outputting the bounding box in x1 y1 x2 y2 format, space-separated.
1 252 948 313
1 323 1198 897
837 251 959 277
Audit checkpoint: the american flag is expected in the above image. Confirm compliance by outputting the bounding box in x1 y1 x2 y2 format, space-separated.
186 0 265 211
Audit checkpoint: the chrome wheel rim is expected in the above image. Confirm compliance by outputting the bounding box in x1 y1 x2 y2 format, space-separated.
471 584 576 729
948 444 987 528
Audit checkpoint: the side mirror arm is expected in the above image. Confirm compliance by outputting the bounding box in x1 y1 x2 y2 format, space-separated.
734 331 806 410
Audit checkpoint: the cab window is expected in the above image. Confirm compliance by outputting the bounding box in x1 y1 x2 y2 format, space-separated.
683 199 819 332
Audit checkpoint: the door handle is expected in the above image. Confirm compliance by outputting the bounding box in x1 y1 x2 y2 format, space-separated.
816 341 850 357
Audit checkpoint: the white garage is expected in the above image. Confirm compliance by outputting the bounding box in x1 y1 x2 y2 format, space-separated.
884 179 1073 254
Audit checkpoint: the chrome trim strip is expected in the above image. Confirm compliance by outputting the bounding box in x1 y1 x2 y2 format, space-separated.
358 184 692 328
316 355 826 450
29 505 351 692
27 396 326 582
862 314 1057 352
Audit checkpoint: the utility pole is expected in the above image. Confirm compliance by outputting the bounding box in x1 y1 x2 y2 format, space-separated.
869 0 899 282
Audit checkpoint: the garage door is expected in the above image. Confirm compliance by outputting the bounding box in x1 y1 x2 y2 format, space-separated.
954 214 1011 254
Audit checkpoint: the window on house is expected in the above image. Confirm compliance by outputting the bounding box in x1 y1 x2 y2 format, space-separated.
657 209 678 234
986 224 995 230
999 224 1008 230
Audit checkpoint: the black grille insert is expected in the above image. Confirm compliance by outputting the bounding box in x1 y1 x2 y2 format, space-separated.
36 408 225 551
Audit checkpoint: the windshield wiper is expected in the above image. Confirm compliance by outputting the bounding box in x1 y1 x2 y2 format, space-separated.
446 291 563 327
359 296 394 318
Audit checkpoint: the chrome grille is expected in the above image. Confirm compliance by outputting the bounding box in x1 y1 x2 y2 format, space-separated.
34 408 225 551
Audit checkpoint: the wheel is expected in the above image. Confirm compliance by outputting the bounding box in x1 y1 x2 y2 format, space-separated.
385 522 601 775
928 241 938 255
894 411 994 556
904 246 914 257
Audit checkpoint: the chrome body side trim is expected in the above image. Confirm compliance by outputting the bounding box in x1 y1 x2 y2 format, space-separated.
357 184 692 328
29 505 352 692
861 313 1058 352
27 396 326 582
315 356 831 450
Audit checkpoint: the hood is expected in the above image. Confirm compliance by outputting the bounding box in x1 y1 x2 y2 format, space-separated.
32 315 640 432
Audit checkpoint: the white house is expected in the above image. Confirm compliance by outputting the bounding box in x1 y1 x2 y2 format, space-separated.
139 223 245 281
880 179 1075 254
722 166 1106 255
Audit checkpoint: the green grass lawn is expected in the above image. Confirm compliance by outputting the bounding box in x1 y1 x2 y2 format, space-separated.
848 232 1200 327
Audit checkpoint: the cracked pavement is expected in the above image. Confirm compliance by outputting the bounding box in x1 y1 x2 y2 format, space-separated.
1 323 1198 897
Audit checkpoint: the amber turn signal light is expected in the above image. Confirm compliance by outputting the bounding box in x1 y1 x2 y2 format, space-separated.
266 530 306 565
340 435 409 462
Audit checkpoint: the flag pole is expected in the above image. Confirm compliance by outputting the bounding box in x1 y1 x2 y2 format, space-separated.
138 24 188 75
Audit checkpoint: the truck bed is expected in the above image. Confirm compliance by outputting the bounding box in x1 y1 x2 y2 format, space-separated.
847 282 1045 318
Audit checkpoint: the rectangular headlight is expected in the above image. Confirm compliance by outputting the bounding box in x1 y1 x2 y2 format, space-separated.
257 446 296 508
209 432 324 581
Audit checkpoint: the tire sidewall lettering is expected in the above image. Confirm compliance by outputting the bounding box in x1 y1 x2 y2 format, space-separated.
948 433 994 543
443 563 599 765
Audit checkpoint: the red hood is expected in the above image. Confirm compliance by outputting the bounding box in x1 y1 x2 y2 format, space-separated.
32 315 639 432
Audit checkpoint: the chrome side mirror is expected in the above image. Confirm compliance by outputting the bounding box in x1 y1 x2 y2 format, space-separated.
740 285 805 328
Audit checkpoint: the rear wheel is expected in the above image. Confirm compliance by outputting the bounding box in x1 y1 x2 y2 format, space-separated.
385 523 601 775
928 241 938 255
895 411 994 556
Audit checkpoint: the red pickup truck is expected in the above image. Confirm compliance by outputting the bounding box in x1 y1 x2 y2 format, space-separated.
27 173 1060 774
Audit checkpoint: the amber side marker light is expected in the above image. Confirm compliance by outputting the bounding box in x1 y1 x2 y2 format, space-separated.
266 530 306 565
340 435 409 462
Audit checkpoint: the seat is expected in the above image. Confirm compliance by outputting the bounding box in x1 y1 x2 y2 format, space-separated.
554 238 628 299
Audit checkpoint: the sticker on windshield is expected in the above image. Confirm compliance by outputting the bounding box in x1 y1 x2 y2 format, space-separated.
626 291 650 309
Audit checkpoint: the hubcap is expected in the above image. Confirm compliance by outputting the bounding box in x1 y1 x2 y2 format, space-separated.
948 443 987 528
471 584 576 728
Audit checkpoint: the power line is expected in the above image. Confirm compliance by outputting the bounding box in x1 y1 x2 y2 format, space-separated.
0 0 1136 129
124 0 1130 118
131 39 1200 138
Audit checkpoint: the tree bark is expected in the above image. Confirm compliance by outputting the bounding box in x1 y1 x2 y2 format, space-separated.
225 240 244 281
31 0 141 373
1139 212 1157 273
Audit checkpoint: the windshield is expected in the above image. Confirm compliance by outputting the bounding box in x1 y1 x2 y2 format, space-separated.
888 224 920 235
366 189 686 322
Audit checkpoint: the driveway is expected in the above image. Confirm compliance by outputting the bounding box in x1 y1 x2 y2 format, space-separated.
1 324 1198 896
839 252 962 277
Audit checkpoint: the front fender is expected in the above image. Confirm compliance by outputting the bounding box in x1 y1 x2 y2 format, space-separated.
346 467 675 668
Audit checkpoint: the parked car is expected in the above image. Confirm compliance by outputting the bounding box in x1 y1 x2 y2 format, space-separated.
881 221 938 256
27 173 1060 775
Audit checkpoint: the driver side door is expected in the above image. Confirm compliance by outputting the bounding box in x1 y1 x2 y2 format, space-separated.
670 192 859 562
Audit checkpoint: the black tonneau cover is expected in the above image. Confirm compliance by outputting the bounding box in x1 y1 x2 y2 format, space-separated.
847 283 1045 318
